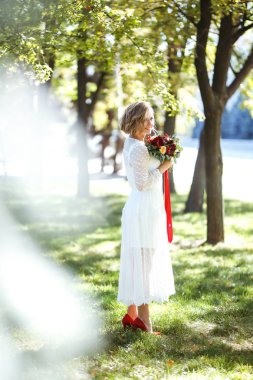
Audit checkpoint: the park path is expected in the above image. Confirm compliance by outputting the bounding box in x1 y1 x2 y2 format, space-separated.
90 137 253 203
1 128 252 202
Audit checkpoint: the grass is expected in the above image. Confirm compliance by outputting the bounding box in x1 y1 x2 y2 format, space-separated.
1 177 253 379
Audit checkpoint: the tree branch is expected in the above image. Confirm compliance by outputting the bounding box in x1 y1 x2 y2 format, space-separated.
90 71 106 107
212 13 233 95
232 46 246 67
229 62 237 76
195 0 213 110
233 22 253 43
171 0 198 27
227 45 253 98
141 5 167 17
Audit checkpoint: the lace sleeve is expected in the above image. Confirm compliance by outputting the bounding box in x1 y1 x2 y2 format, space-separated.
129 143 161 191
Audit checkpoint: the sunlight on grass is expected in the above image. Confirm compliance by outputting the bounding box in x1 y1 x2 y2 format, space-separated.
1 178 253 380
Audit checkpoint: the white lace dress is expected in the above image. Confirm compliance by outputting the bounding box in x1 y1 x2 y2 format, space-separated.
117 137 175 306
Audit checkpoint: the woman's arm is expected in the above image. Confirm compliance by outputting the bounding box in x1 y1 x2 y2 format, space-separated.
129 144 166 191
158 159 173 174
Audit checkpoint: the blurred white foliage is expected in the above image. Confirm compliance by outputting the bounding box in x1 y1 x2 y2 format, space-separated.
0 70 102 380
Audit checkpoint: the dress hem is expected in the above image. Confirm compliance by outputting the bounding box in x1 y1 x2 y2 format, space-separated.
117 292 176 307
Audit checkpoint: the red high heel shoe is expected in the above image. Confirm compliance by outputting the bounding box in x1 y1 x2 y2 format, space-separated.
132 317 148 331
132 317 161 335
122 313 134 328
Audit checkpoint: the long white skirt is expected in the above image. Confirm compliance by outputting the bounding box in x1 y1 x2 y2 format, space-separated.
117 188 175 306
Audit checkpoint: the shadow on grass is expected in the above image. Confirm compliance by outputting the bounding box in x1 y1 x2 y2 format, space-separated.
2 183 253 375
102 315 253 378
3 191 125 249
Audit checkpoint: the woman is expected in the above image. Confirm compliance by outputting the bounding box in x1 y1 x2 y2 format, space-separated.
117 101 175 333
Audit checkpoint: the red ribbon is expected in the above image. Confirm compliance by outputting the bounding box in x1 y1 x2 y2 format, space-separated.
163 170 173 243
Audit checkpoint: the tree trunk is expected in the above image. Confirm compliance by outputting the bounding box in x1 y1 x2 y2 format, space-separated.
184 128 205 212
193 0 228 243
192 0 253 244
76 122 89 197
204 104 224 243
77 56 89 197
164 111 176 193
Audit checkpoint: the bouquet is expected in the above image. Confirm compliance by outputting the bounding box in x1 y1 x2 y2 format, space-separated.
144 131 183 163
144 130 183 243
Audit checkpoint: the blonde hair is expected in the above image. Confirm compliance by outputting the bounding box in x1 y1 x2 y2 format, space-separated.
120 101 153 135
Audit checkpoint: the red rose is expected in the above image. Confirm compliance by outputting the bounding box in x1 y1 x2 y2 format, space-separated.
157 136 164 147
150 136 158 146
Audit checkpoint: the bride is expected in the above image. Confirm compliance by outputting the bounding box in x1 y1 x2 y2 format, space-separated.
117 101 175 334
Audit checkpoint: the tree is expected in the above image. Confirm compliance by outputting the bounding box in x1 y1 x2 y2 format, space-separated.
139 3 195 192
183 0 253 243
0 0 71 81
1 0 116 197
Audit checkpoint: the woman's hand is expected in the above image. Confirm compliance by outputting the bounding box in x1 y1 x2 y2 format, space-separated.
158 159 174 174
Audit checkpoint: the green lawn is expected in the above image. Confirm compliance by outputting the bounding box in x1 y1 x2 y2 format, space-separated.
2 179 253 379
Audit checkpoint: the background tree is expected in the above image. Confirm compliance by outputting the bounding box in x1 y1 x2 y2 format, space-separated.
168 0 253 244
2 0 253 245
150 3 196 192
182 0 253 243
